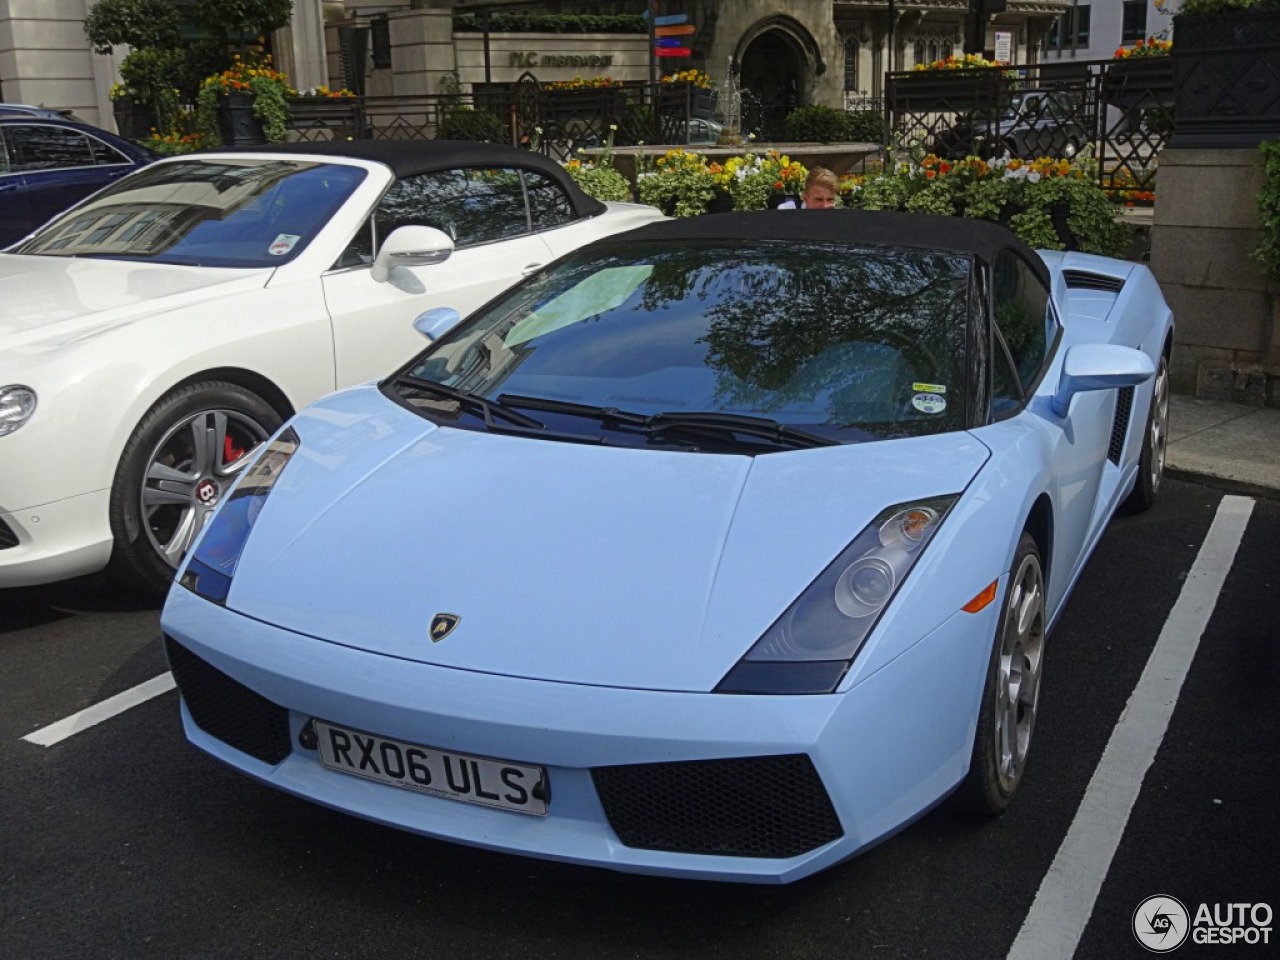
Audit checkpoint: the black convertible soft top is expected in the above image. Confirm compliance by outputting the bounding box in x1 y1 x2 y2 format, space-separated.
605 209 1050 285
218 139 606 219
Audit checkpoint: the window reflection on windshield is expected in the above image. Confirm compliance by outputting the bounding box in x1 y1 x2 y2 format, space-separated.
14 158 367 267
408 241 971 441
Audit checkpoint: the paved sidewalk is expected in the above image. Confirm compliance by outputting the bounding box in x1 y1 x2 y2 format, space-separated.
1167 394 1280 498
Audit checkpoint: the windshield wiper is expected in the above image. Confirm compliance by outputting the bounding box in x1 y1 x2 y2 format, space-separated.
497 393 650 426
393 375 545 430
645 411 838 449
500 394 836 450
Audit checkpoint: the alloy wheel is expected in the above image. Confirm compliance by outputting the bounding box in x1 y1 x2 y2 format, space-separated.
1148 359 1169 494
994 551 1045 794
139 409 270 568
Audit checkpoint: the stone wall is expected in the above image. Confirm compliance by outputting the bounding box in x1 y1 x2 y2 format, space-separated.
1150 148 1280 407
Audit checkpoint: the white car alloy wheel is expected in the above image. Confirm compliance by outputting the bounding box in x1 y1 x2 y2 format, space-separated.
109 381 283 595
956 531 1045 815
140 408 271 568
1146 355 1170 494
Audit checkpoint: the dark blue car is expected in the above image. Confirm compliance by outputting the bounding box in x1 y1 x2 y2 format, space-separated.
0 115 156 247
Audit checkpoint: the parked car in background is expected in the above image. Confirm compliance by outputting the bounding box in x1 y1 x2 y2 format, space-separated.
0 115 156 246
0 102 80 120
161 210 1172 884
933 89 1093 161
0 140 666 593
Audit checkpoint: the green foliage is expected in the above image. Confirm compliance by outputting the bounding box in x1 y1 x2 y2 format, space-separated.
784 105 857 143
846 110 887 144
1255 141 1280 279
565 163 632 202
453 13 646 33
83 0 180 55
844 158 1131 257
438 106 506 142
192 0 293 41
1179 0 1280 15
118 47 183 131
637 151 718 217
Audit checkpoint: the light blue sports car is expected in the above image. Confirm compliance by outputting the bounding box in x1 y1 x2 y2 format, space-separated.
160 211 1172 884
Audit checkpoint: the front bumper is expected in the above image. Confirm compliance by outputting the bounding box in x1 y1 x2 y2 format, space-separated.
161 585 997 883
0 488 113 588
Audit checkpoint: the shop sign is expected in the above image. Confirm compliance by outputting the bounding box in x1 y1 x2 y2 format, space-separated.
509 52 615 68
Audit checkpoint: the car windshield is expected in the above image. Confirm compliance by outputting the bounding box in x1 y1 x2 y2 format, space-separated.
12 157 367 267
396 240 971 447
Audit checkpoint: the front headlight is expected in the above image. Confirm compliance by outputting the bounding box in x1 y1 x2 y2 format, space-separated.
178 427 300 604
0 385 37 437
716 496 957 695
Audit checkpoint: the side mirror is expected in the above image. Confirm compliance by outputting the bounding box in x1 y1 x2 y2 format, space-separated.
413 307 462 342
372 225 454 283
1052 344 1155 417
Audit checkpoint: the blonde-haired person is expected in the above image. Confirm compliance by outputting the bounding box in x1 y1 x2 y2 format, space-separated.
777 166 839 209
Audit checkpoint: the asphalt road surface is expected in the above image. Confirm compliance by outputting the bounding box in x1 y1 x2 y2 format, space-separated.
3 478 1276 960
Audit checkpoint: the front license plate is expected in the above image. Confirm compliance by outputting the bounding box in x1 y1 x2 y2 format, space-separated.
314 720 547 816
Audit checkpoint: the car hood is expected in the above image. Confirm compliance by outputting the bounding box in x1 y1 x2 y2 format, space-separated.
0 254 268 350
225 387 991 692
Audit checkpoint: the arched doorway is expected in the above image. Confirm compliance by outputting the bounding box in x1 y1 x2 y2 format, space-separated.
735 18 820 139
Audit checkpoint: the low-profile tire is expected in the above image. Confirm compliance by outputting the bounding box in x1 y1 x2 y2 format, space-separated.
954 531 1046 816
1122 352 1169 514
108 381 282 596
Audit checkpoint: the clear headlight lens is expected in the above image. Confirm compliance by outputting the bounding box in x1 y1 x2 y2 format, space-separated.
716 496 957 695
0 385 37 437
179 427 300 604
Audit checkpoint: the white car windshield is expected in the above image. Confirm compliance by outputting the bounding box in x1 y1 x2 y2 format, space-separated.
13 157 367 267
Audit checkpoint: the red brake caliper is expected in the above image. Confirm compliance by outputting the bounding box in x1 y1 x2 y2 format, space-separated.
224 435 246 465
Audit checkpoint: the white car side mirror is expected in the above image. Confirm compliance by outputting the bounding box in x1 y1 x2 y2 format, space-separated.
413 307 462 342
372 226 454 283
1052 344 1155 417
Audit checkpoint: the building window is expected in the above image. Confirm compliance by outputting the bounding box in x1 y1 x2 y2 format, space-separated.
1044 4 1092 52
843 35 858 91
914 39 926 67
1121 1 1147 43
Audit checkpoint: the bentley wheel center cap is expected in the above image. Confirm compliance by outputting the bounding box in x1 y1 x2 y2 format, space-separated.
195 478 220 506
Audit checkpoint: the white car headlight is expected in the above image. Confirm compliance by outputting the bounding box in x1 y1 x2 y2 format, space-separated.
0 385 37 437
716 496 957 695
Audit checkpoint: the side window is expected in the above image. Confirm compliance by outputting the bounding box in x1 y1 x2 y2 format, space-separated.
373 167 529 250
0 131 10 174
8 124 96 172
86 135 130 166
992 249 1053 392
523 168 574 231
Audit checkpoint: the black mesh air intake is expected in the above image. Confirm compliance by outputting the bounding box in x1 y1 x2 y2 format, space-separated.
1109 386 1135 464
592 754 842 858
1063 269 1124 293
165 635 292 765
0 517 17 549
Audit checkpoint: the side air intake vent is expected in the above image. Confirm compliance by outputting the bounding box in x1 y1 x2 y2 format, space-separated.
0 517 17 549
1063 270 1124 293
1109 387 1135 464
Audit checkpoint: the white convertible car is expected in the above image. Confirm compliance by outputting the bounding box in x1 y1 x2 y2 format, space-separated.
0 140 664 593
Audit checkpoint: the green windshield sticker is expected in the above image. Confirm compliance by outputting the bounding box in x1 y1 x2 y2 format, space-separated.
912 382 946 394
506 264 655 347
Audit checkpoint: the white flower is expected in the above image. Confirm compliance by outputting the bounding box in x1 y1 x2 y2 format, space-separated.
534 126 543 135
609 124 617 131
1027 171 1042 183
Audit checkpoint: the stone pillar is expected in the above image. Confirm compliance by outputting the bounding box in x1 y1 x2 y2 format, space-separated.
274 0 329 93
389 8 457 98
1149 148 1278 406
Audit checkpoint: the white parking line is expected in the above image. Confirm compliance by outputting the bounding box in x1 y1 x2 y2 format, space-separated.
1007 495 1255 960
21 672 176 747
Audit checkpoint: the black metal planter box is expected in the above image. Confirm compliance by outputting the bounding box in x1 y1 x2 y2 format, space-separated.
1171 9 1280 149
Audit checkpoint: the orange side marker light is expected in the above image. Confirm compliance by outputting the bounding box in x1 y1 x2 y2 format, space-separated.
962 580 999 613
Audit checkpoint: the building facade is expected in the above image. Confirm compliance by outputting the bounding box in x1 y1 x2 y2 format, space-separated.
2 0 1086 132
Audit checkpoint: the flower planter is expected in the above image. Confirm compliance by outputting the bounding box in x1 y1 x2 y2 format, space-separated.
1171 9 1280 149
217 93 266 146
1101 57 1174 111
887 71 1009 113
113 100 155 140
